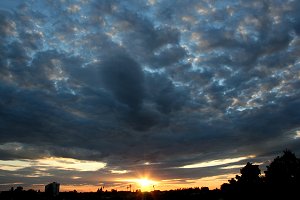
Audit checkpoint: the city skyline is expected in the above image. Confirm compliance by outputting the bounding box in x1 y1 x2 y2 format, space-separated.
1 0 300 192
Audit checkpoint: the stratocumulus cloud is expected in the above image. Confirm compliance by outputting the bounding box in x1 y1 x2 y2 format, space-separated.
0 0 300 191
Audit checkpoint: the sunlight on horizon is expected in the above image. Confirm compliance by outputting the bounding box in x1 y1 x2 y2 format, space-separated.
135 178 157 191
115 176 158 192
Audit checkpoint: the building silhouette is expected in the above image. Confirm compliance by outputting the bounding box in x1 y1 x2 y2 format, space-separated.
45 182 60 196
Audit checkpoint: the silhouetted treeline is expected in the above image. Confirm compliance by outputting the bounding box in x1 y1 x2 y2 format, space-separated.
0 188 221 200
221 149 300 199
1 150 299 200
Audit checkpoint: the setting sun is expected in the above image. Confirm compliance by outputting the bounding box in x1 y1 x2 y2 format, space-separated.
116 176 158 191
137 178 153 187
134 178 157 191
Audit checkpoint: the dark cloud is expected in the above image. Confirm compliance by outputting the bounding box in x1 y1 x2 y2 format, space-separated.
153 45 187 67
0 0 300 191
100 53 145 110
146 73 189 114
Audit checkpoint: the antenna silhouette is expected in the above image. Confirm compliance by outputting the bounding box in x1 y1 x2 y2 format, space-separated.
127 184 132 192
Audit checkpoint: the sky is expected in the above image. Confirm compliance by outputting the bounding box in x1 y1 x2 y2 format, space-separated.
0 0 300 192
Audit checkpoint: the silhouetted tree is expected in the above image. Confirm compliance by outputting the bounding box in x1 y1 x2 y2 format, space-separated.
265 149 300 188
237 162 261 185
221 150 300 199
222 162 262 188
14 186 23 192
221 162 263 200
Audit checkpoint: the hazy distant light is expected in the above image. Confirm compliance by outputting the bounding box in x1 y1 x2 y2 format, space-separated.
67 4 81 13
220 164 245 170
194 173 237 189
147 0 156 5
142 162 161 166
71 176 82 179
179 155 255 169
143 66 165 74
0 160 31 171
24 171 52 178
0 142 23 151
36 157 107 171
294 130 300 139
0 182 24 186
110 170 129 174
0 157 106 172
161 178 183 182
220 162 264 170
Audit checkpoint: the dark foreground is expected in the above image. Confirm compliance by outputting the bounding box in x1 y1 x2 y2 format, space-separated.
0 189 216 200
1 187 300 200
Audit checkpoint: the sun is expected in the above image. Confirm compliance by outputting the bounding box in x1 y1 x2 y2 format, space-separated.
135 178 156 191
137 178 152 187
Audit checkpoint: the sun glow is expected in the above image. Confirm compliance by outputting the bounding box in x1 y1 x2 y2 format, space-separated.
135 178 157 191
118 177 157 191
137 178 153 187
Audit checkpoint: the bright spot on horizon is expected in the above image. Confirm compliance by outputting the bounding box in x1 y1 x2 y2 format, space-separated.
136 178 157 191
137 178 153 187
121 177 158 191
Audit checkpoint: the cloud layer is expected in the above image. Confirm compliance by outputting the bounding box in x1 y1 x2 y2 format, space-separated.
0 0 300 191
